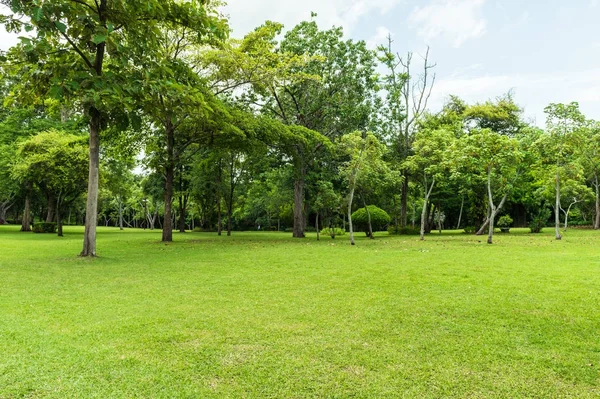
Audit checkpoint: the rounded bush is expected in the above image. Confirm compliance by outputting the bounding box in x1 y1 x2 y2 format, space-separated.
351 206 391 233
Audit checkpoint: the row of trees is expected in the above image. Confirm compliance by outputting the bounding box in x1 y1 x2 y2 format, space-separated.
1 1 598 255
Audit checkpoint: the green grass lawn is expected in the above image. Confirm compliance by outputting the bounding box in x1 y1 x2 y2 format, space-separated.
1 225 599 398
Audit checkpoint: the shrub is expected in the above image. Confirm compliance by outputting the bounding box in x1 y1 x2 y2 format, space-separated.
388 225 420 235
320 227 346 238
351 206 391 233
463 226 476 234
32 222 57 234
497 215 513 228
529 208 551 233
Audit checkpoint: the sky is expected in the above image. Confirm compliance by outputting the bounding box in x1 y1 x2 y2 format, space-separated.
1 0 599 126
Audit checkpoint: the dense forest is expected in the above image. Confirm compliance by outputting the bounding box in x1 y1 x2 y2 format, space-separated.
1 0 598 254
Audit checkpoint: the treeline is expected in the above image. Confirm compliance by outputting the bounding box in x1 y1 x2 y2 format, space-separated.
0 1 598 253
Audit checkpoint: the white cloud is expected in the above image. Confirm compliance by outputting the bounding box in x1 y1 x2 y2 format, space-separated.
366 26 392 49
408 0 487 48
429 68 600 126
223 0 402 37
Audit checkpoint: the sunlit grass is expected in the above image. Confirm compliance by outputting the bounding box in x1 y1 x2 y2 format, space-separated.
1 225 599 398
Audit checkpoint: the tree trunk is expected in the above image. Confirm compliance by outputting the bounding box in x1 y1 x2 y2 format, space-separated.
293 171 306 238
80 2 106 256
80 106 101 257
178 195 187 233
348 186 356 246
217 197 222 236
316 211 320 241
46 195 56 223
420 177 435 241
400 173 409 228
555 170 562 240
57 195 63 237
21 193 31 232
162 122 175 243
456 195 464 230
362 196 374 239
227 203 232 237
118 197 124 231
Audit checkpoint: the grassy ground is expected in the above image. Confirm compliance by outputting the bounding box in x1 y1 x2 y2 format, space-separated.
1 225 599 398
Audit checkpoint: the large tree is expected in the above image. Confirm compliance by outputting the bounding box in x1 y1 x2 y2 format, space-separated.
1 0 226 255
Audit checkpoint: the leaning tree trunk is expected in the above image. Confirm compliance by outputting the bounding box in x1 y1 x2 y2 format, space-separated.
362 196 374 239
456 195 464 230
162 122 175 243
80 106 102 257
293 170 306 238
348 186 356 246
555 170 562 240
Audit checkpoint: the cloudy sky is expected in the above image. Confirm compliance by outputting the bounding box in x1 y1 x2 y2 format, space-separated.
2 0 599 125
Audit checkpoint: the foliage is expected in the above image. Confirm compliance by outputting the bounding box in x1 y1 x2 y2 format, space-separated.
351 205 391 233
388 225 420 235
497 215 513 228
32 222 57 233
529 208 551 233
319 227 346 237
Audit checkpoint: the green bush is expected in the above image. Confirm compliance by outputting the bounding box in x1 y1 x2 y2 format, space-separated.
497 215 513 228
320 227 346 238
32 222 57 234
529 208 551 233
463 226 476 234
388 225 420 235
351 206 391 233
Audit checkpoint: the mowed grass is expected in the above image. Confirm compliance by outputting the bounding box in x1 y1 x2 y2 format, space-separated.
1 226 600 398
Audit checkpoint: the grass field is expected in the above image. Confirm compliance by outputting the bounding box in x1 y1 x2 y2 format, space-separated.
1 225 599 398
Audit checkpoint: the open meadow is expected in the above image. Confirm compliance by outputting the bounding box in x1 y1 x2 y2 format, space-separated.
1 226 600 398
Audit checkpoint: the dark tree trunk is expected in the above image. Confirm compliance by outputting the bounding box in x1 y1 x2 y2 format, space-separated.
162 121 175 242
21 193 31 232
46 195 56 223
293 172 306 238
400 173 409 227
57 197 63 237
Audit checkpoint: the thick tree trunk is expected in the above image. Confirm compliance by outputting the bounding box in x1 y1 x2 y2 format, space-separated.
162 123 175 243
80 107 101 257
46 195 56 223
80 1 106 256
21 194 31 232
555 171 562 240
293 172 306 238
